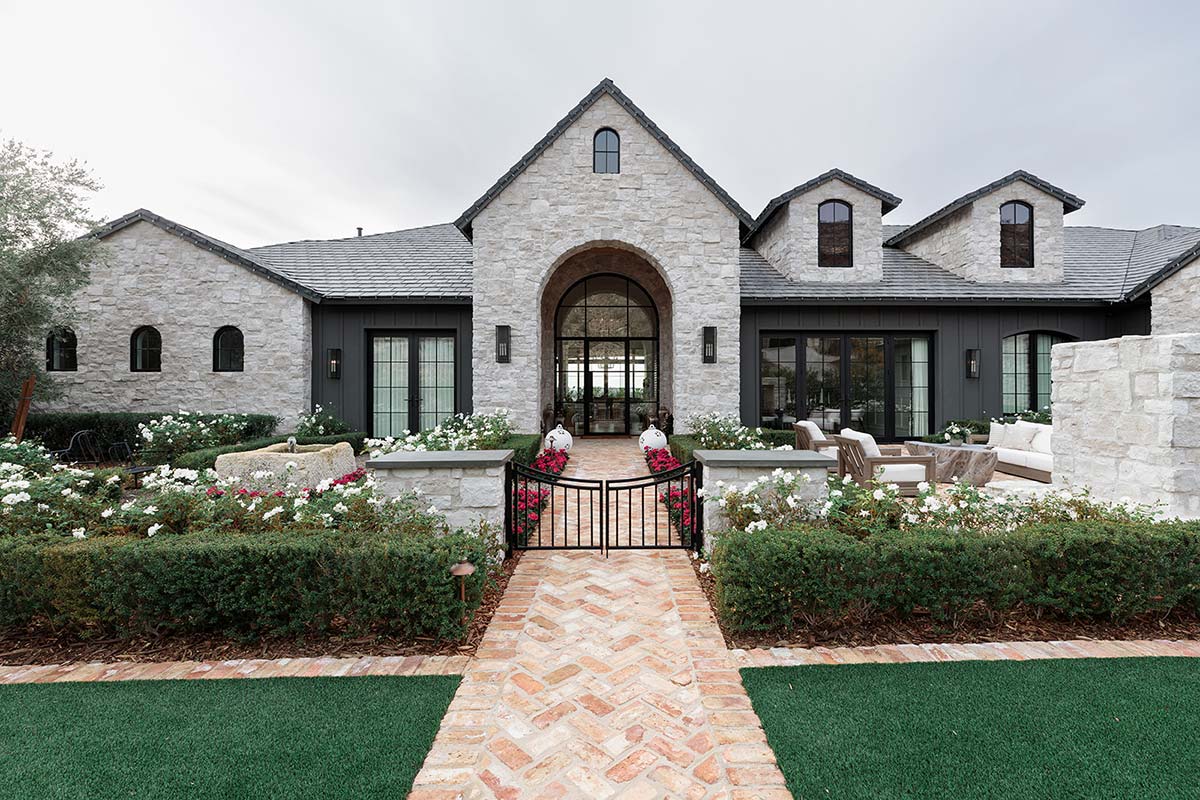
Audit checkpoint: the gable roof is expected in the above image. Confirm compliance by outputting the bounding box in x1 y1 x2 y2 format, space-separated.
90 209 322 301
1121 225 1200 299
746 168 901 243
453 78 754 238
884 170 1086 248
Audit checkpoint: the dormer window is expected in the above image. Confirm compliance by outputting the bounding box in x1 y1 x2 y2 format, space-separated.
593 129 619 174
1000 201 1033 267
817 200 852 267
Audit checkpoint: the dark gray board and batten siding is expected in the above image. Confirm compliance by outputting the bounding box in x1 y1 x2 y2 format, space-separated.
311 303 473 435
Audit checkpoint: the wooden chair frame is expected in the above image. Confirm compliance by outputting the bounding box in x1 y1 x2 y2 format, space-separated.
832 434 936 496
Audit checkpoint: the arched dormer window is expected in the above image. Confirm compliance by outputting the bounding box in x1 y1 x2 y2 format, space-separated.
213 326 244 372
593 128 619 174
1000 201 1034 268
130 326 162 372
45 328 77 372
818 200 852 267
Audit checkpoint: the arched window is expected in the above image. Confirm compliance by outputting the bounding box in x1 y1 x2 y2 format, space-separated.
818 200 853 267
1000 201 1033 268
213 326 244 372
45 328 77 372
130 326 162 373
1002 331 1070 413
593 128 620 174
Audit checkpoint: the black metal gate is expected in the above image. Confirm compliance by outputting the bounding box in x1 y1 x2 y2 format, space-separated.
505 461 702 552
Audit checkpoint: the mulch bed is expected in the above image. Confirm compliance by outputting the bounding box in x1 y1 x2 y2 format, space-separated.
0 550 522 666
691 557 1200 650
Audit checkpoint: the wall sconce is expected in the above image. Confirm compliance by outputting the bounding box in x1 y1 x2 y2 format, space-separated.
702 327 717 364
327 348 342 380
965 348 980 379
495 325 511 363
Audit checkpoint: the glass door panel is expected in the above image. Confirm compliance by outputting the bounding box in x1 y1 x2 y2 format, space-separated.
849 337 885 438
760 336 797 429
418 335 455 431
894 337 931 438
372 336 410 437
587 341 627 434
629 339 657 432
804 336 843 434
558 339 585 433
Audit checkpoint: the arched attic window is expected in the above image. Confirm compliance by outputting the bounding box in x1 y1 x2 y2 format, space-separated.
1000 201 1034 268
818 200 852 267
593 128 620 174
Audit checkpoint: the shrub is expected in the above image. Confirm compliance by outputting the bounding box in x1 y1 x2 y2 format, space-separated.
173 433 367 471
503 434 543 465
23 412 277 452
710 520 1200 631
0 436 54 473
137 412 280 463
366 410 513 455
294 404 352 437
686 413 769 450
669 435 699 464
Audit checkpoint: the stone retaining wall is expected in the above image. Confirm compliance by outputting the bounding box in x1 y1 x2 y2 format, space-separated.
695 449 833 542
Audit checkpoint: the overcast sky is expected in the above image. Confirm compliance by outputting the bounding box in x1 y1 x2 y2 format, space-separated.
4 1 1198 246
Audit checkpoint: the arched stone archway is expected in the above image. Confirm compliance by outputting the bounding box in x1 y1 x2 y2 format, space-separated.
539 246 673 434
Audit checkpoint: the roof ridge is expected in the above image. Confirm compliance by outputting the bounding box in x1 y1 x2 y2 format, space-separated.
250 221 459 249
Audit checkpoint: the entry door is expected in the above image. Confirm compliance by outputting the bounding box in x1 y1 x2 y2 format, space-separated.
371 333 455 437
585 340 628 434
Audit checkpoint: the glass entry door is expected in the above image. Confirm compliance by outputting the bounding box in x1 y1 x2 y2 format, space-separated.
586 341 627 434
371 333 455 437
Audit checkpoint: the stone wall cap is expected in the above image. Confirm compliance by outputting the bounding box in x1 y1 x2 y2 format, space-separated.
694 449 836 468
367 449 514 469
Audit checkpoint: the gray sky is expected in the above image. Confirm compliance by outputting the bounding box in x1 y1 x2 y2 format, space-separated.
4 0 1199 246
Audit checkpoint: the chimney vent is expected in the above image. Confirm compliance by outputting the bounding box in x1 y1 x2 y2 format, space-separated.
356 227 363 237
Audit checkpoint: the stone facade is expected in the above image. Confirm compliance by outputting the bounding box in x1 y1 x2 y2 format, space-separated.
1052 334 1200 519
901 179 1065 284
39 221 312 426
1151 257 1200 334
470 92 742 433
751 178 884 283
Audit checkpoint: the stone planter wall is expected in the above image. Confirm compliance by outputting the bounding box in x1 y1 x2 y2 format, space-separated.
1052 333 1200 519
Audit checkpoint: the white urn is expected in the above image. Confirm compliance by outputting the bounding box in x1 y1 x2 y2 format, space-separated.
544 424 573 452
638 424 668 451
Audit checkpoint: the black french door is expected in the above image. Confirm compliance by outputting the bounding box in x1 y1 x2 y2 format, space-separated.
368 332 456 437
760 332 933 441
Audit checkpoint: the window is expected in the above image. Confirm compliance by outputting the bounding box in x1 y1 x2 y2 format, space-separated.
130 326 161 372
1000 201 1033 267
213 326 244 372
593 128 619 174
818 200 852 267
1002 332 1069 413
45 328 77 372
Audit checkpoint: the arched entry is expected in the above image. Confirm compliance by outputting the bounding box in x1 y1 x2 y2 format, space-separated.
555 273 659 435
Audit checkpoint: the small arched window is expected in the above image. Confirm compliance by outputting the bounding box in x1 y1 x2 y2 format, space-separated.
1000 201 1034 268
593 128 620 174
818 200 853 267
130 326 162 373
213 326 244 372
45 328 77 372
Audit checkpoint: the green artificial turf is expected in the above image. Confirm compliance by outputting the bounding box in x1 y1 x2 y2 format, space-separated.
0 675 459 799
742 657 1200 800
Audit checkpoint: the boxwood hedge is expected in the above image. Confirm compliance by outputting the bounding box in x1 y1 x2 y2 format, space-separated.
710 521 1200 631
23 412 279 452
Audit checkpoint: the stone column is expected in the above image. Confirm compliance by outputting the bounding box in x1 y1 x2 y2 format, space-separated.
367 449 513 550
694 449 834 544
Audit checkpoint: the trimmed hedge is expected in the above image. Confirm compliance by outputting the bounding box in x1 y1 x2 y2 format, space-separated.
0 528 490 640
710 521 1200 631
669 435 700 464
173 433 367 470
503 434 543 465
23 412 279 451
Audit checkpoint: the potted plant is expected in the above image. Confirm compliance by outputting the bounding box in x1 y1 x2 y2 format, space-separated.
942 422 970 446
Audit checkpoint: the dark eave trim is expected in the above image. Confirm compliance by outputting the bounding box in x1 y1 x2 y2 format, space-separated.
318 295 472 305
1124 238 1200 301
453 78 754 239
885 170 1086 248
89 209 324 302
745 168 902 244
739 295 1116 308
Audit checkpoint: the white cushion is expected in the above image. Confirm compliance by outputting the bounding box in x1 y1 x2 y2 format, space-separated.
1030 427 1053 455
796 420 826 447
994 448 1029 468
874 463 928 483
840 428 881 458
1008 421 1041 452
987 421 1010 448
1026 452 1053 473
816 444 838 456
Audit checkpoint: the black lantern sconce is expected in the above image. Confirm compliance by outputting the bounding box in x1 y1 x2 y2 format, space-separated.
495 325 511 363
965 348 980 379
327 348 342 380
702 327 717 364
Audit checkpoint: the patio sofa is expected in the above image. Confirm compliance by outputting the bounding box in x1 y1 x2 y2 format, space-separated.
981 420 1053 482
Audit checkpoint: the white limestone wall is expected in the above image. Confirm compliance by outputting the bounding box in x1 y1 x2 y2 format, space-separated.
901 179 1065 284
470 92 742 433
1151 258 1200 334
1052 334 1200 519
38 221 312 426
751 178 884 283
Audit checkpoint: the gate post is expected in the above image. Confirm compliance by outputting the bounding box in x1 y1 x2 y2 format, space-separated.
692 460 704 554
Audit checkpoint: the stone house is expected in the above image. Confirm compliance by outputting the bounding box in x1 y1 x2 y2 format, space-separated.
41 78 1200 440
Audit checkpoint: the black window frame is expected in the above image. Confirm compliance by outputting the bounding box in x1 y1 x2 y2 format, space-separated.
817 200 853 268
1002 330 1070 414
212 325 245 372
593 128 620 174
364 329 460 437
1000 201 1034 268
130 326 162 373
45 328 78 372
